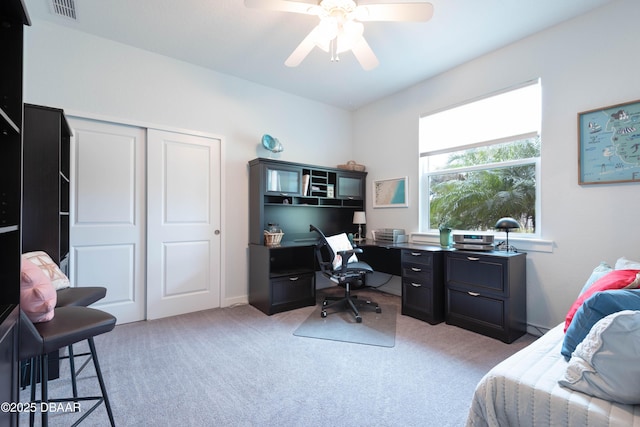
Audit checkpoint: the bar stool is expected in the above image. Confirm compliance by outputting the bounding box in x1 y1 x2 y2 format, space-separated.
56 286 107 399
20 306 116 426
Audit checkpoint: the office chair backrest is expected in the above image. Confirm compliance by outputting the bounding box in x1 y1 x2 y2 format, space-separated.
310 224 335 277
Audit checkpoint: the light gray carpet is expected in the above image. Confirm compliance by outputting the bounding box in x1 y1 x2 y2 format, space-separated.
294 302 396 347
20 288 537 427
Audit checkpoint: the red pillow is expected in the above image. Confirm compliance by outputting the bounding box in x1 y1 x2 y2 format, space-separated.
564 269 640 332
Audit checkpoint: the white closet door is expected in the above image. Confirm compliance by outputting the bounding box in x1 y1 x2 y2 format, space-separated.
146 129 222 319
69 118 146 324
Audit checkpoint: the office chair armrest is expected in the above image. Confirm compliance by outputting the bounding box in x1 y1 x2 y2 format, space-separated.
336 248 362 257
337 248 363 270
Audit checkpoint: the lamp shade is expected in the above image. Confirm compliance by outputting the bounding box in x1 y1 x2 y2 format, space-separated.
495 217 520 231
353 211 366 225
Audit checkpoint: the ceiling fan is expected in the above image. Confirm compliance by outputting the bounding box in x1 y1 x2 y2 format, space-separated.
244 0 434 70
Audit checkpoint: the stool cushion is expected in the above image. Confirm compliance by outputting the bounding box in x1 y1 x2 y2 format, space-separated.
56 286 107 307
20 306 116 359
20 258 57 323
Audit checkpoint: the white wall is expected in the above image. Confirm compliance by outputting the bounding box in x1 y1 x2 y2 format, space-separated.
354 0 640 330
23 0 640 329
23 20 354 307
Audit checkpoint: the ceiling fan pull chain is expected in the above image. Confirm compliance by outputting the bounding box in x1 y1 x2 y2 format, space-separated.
330 38 337 62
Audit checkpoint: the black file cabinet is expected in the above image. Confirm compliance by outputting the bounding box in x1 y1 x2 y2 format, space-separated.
249 244 316 315
401 250 444 324
445 251 526 343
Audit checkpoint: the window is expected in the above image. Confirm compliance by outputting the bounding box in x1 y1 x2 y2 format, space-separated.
419 81 541 235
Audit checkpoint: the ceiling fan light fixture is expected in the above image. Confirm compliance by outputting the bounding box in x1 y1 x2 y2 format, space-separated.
336 21 363 53
315 17 338 42
246 0 434 70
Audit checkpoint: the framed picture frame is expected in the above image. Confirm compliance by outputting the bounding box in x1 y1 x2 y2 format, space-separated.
578 99 640 185
373 176 408 208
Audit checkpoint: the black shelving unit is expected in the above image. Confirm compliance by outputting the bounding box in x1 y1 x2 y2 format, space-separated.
0 1 30 425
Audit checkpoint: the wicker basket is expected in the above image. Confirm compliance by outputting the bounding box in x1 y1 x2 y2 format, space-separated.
337 160 365 172
264 231 284 246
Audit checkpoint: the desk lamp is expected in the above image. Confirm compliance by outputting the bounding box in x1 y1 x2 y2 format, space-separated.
353 211 366 242
495 217 520 252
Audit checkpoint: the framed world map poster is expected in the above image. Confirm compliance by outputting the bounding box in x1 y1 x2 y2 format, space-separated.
578 99 640 185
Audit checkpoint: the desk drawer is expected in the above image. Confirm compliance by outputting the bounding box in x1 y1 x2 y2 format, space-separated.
402 279 434 321
446 288 505 330
401 250 433 267
402 264 433 285
446 253 506 295
271 273 315 307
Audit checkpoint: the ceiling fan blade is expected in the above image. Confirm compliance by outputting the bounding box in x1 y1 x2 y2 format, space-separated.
355 2 434 22
350 36 379 71
244 0 318 15
284 26 321 67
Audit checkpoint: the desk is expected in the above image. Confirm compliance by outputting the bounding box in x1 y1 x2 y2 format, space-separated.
248 240 527 342
354 241 527 341
358 241 444 324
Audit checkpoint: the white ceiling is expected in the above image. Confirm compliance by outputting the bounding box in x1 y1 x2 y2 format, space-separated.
24 0 615 110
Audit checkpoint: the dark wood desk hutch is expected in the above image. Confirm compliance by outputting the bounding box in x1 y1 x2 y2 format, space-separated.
248 158 366 315
0 1 30 425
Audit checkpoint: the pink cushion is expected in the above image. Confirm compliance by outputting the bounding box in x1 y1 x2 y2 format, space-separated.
22 251 70 290
20 257 57 323
564 269 640 332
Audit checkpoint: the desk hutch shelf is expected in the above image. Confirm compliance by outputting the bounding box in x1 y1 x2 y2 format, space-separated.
248 158 366 315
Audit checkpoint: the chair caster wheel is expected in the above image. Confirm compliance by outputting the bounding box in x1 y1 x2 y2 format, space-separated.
376 307 382 314
321 310 328 318
356 316 362 323
322 300 328 307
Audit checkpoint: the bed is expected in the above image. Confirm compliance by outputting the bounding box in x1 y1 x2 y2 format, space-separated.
466 258 640 427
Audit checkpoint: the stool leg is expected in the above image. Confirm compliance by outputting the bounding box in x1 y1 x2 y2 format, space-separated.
41 353 49 427
68 344 79 403
88 338 115 427
29 357 37 427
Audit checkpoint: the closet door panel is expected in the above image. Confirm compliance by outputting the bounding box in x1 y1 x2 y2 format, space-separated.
69 118 146 323
146 129 222 320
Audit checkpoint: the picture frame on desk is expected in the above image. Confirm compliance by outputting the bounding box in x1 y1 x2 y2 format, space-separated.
373 176 408 208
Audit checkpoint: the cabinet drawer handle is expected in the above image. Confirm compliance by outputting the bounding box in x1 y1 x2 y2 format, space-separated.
411 267 422 272
467 291 480 297
280 193 289 196
289 277 299 281
467 257 480 261
411 283 422 288
411 252 422 256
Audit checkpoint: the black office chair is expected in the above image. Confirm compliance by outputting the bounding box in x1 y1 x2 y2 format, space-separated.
20 306 116 427
310 224 380 323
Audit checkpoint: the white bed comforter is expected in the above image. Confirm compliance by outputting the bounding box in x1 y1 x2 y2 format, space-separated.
466 324 640 427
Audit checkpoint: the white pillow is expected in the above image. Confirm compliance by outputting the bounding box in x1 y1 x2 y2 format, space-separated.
559 310 640 404
615 257 640 270
22 251 70 290
325 233 358 270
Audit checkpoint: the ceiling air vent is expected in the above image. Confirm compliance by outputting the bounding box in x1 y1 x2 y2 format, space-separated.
49 0 77 20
